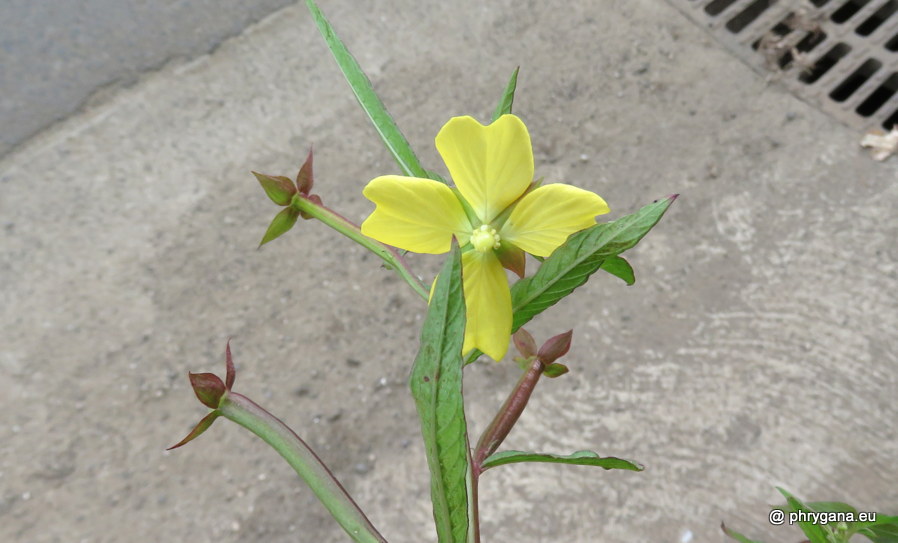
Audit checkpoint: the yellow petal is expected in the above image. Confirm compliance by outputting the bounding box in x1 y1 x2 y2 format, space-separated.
501 183 610 257
435 115 533 224
361 175 472 254
461 250 512 360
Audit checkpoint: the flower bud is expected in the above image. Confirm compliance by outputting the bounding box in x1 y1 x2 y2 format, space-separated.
537 329 573 364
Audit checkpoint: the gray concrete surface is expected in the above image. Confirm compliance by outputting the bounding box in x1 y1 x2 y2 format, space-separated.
1 0 896 542
0 0 294 157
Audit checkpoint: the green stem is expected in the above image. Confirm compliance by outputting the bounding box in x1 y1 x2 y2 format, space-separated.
293 194 429 301
219 392 389 543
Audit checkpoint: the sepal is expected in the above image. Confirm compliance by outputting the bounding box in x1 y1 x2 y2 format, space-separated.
496 240 526 278
513 328 537 358
542 363 569 378
189 372 226 409
167 411 220 450
295 148 314 195
253 171 297 206
259 206 300 247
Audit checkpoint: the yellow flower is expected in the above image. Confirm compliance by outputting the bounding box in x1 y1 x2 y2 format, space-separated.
360 115 609 360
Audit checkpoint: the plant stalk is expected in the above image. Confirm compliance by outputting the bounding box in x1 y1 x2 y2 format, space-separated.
219 392 389 543
293 195 429 301
473 357 545 471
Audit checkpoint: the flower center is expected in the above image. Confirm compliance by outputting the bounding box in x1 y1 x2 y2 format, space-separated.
470 224 501 253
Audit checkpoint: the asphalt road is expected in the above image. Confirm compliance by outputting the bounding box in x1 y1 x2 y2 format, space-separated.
0 0 294 157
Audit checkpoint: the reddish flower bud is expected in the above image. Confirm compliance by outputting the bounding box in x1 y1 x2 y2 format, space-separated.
537 329 573 364
513 328 537 358
189 372 226 409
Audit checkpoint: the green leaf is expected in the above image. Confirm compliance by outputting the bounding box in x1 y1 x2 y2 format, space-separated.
253 172 296 206
806 502 858 514
463 195 676 366
600 255 635 285
409 244 472 543
480 450 643 472
509 195 676 332
720 522 766 543
259 207 300 247
491 67 520 122
777 488 830 543
304 0 431 181
860 517 898 543
542 363 569 378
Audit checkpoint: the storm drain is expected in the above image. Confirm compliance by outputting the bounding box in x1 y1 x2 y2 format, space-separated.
668 0 898 131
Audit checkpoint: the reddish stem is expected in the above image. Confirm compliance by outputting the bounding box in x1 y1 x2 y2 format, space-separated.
473 357 545 472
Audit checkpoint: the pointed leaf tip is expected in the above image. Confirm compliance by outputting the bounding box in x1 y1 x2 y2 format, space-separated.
167 411 220 450
189 372 226 409
296 147 314 194
253 171 297 206
225 340 235 390
259 206 300 247
538 330 573 364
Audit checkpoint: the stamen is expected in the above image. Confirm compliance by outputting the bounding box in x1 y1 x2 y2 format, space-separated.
470 224 501 253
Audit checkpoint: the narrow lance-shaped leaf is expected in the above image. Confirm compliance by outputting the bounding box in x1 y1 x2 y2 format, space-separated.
491 67 520 122
305 0 432 181
409 243 472 543
510 195 676 332
480 450 643 472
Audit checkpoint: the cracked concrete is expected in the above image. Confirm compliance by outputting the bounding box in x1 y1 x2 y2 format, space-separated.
1 1 896 542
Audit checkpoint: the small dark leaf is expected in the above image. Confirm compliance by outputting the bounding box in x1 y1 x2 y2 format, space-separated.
259 207 300 247
253 172 296 206
167 411 219 450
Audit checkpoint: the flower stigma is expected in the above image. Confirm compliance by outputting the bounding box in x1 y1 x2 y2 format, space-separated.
470 224 501 253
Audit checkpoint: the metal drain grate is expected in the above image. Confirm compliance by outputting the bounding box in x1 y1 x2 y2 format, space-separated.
668 0 898 130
